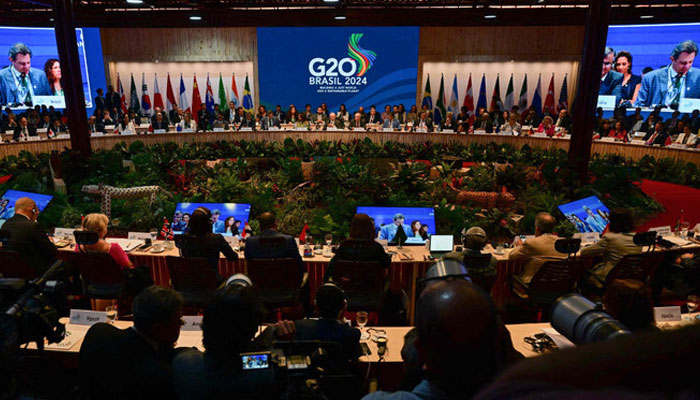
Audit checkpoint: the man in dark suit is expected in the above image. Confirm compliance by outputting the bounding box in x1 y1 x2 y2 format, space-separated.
554 108 572 132
0 43 51 105
151 106 170 127
80 286 184 400
223 101 236 124
600 47 623 102
197 103 210 131
366 105 382 125
1 197 56 276
245 211 303 274
105 85 120 113
349 112 366 129
13 116 37 141
636 40 700 108
169 104 181 125
101 110 115 126
94 88 105 114
295 283 361 361
273 104 287 123
149 112 169 132
87 116 105 134
261 110 280 130
415 111 434 132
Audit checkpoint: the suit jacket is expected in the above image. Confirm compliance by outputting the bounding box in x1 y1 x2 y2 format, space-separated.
327 118 344 129
636 66 700 107
150 120 168 131
478 118 494 133
366 113 382 125
240 118 256 129
382 119 401 130
13 124 37 141
244 229 303 273
349 119 366 129
508 234 564 285
0 66 51 104
80 323 177 400
295 318 362 361
180 233 238 273
152 113 170 127
169 110 182 125
580 232 642 287
555 115 572 131
415 118 434 132
261 116 280 130
599 70 623 101
88 122 105 134
1 214 57 277
94 95 106 112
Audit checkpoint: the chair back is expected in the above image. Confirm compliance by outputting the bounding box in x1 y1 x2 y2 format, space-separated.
247 258 303 308
74 231 100 253
67 251 125 299
462 252 495 293
165 256 220 306
605 253 663 285
0 250 38 280
528 258 584 307
331 260 386 311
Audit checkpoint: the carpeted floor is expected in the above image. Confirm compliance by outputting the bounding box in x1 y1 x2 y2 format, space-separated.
636 179 700 233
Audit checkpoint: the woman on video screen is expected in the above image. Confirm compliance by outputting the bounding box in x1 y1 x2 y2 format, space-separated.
44 59 63 97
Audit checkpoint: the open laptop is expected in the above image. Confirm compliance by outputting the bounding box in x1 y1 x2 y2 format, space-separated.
429 235 454 257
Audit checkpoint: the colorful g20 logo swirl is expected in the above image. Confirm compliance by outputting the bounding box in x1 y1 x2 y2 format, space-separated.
308 33 377 78
347 33 376 76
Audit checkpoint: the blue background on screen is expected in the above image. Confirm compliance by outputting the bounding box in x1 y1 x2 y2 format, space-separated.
558 196 610 234
0 26 106 114
257 27 419 112
356 206 435 242
173 203 251 234
0 189 53 226
606 23 700 76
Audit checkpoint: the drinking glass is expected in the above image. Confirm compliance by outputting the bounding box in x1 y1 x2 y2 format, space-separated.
687 295 699 315
681 222 691 239
150 228 158 243
356 311 369 340
325 233 332 247
106 305 117 324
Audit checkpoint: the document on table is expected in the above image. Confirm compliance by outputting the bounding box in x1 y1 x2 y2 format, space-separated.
662 235 693 246
44 324 89 351
541 327 575 349
105 238 144 252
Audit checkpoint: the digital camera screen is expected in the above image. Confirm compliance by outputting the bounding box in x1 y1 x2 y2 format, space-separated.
241 353 270 370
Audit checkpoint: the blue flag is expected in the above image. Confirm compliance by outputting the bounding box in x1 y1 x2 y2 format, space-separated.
531 74 543 117
476 74 487 112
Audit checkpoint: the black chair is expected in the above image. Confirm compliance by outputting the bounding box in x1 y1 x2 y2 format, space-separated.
0 250 38 280
247 258 307 320
634 231 658 253
165 256 220 308
605 252 664 285
330 260 387 312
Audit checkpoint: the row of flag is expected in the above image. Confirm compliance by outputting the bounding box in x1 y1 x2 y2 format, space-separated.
115 72 254 123
421 73 569 126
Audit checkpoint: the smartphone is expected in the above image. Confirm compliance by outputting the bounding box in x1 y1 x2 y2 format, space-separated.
138 238 152 251
360 342 371 356
241 352 270 370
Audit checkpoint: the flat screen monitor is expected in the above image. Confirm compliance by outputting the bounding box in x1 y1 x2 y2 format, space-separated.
429 235 454 252
356 206 435 245
172 203 251 235
0 189 53 228
558 196 610 234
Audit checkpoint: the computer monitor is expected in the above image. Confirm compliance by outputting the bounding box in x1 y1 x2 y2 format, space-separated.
558 196 610 234
429 235 454 253
0 189 53 228
356 206 435 245
172 203 251 235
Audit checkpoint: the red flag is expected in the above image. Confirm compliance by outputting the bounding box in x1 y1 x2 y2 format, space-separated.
463 73 475 126
117 74 127 115
166 73 177 113
299 223 309 244
240 221 252 239
543 74 556 116
191 75 202 123
160 217 173 240
231 73 240 107
153 74 164 110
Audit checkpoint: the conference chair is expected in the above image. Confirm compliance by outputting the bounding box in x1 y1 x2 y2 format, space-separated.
330 260 387 312
605 253 664 286
69 231 127 308
0 249 38 280
247 257 307 321
165 256 220 310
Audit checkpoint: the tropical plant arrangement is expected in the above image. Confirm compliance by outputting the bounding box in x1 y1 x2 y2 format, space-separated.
0 139 676 243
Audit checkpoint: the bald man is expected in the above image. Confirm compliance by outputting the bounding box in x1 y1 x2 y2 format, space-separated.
363 280 521 399
1 197 56 275
509 212 565 292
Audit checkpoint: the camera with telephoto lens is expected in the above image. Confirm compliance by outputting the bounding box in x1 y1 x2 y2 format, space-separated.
550 293 629 345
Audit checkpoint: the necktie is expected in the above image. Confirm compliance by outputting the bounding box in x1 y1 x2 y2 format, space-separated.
671 74 682 105
20 74 30 102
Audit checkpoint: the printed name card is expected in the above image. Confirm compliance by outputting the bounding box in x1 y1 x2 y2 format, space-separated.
139 123 150 128
182 128 195 133
181 316 203 331
70 309 107 325
27 136 40 141
240 127 253 131
649 226 672 236
654 306 681 322
212 127 224 132
128 232 152 241
37 128 48 134
56 134 70 140
600 137 616 142
533 132 547 138
104 125 115 131
442 129 454 133
154 129 167 134
54 228 75 240
91 132 104 137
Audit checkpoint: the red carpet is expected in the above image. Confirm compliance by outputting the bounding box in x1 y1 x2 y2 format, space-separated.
636 179 700 232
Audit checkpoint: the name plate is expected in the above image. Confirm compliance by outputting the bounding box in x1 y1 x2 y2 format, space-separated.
679 98 700 114
654 306 681 322
128 232 152 241
27 136 40 141
139 123 150 128
154 129 167 134
561 134 572 139
213 127 225 132
473 130 487 135
574 232 600 243
181 315 203 331
240 127 253 131
631 139 645 144
70 309 107 325
56 134 70 140
121 130 136 136
326 126 338 131
37 128 48 134
182 128 195 133
352 127 365 131
442 129 454 133
91 132 104 137
533 132 547 138
54 227 75 240
598 95 616 110
649 226 672 236
104 125 115 131
600 137 616 142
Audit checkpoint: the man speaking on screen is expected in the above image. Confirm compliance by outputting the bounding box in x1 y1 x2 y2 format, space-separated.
635 40 700 108
0 43 51 106
378 213 413 243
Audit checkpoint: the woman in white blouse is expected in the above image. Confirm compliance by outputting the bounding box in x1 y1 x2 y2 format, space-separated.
116 115 136 135
177 112 197 131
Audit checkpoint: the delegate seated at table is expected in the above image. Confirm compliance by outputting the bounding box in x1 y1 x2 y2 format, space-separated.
378 213 414 243
75 213 133 269
508 212 563 292
635 40 700 108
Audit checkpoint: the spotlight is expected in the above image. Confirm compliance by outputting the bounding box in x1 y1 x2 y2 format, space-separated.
484 14 497 19
190 15 202 21
640 15 654 19
324 0 340 2
126 0 144 4
334 15 346 20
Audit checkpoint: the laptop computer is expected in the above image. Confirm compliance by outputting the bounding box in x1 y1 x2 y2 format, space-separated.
429 235 454 257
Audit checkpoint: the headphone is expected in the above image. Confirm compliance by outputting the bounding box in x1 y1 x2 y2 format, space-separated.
194 207 212 219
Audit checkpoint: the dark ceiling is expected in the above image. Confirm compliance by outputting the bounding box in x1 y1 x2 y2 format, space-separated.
4 0 700 27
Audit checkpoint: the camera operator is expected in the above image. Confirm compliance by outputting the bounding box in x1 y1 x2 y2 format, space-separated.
171 284 290 399
364 280 521 400
1 197 57 276
79 286 184 399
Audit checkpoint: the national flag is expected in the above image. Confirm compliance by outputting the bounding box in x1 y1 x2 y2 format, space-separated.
242 75 254 114
558 74 569 112
531 74 543 117
117 74 127 115
448 74 459 113
178 74 190 114
217 74 227 114
166 73 177 113
504 74 515 112
463 73 475 125
129 74 140 114
191 74 202 123
205 74 215 117
153 73 164 111
299 223 309 243
518 74 528 113
489 74 501 112
543 74 556 116
160 218 173 240
231 73 240 107
141 73 152 117
476 74 487 112
433 74 447 125
240 221 252 239
421 74 433 111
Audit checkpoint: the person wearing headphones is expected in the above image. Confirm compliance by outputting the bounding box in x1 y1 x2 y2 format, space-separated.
0 197 57 276
179 206 238 282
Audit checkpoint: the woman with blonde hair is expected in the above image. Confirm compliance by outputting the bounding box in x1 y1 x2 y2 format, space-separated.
76 213 133 269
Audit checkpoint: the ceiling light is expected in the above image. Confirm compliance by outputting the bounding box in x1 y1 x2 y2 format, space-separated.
484 14 497 19
190 15 202 20
126 0 144 4
334 15 346 20
640 15 654 19
324 0 340 2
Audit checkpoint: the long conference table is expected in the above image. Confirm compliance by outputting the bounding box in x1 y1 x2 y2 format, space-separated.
2 129 700 164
